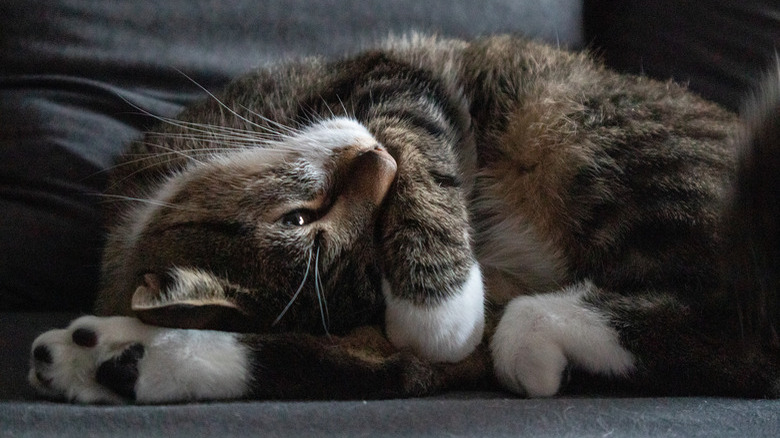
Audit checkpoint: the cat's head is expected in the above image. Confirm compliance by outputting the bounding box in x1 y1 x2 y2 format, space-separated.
99 117 397 334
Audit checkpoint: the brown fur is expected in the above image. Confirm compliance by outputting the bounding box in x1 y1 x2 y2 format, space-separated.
91 34 780 398
240 326 494 399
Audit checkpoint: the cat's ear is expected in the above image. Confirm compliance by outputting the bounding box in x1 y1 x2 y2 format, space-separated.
131 269 259 332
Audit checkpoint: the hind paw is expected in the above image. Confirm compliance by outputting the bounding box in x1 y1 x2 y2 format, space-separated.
29 316 153 403
29 316 251 403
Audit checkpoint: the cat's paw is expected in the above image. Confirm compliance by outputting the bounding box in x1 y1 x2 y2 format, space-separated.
383 264 485 363
490 303 569 397
490 283 634 397
29 316 251 403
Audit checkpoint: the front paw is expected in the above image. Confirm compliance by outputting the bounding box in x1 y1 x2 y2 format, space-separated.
490 308 569 397
490 285 634 397
383 264 485 363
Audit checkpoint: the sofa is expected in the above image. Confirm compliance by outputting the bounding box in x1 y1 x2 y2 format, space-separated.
2 0 780 436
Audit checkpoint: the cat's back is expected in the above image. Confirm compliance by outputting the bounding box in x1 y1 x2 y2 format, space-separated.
454 35 740 303
99 34 741 313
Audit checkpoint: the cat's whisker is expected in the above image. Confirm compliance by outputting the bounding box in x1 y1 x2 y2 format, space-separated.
145 122 325 156
335 95 355 120
272 245 314 327
145 125 279 140
145 117 281 143
174 69 286 137
103 135 301 192
165 116 294 139
113 90 289 143
238 105 303 137
144 136 265 154
296 106 325 136
145 131 275 146
115 86 330 167
90 193 202 212
318 94 337 119
103 159 180 192
129 145 247 157
80 145 204 182
91 150 198 178
137 142 208 165
104 147 247 175
313 244 331 338
101 149 218 193
112 90 181 123
111 92 263 140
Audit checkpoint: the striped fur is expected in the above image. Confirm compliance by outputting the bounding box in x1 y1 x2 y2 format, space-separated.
29 35 780 402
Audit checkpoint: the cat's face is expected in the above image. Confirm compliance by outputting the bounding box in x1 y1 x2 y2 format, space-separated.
103 118 397 334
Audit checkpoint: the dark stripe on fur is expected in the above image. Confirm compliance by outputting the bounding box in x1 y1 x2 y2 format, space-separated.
147 221 251 238
369 106 451 141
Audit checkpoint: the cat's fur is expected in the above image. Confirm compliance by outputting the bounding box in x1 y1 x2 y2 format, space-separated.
30 34 780 402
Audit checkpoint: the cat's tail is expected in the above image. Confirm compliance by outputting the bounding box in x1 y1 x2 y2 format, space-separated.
723 64 780 347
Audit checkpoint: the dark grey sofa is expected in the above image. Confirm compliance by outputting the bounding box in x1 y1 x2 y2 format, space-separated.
2 0 780 436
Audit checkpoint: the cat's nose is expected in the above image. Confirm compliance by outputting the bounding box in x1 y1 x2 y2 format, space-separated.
367 144 395 169
320 142 397 225
344 144 397 205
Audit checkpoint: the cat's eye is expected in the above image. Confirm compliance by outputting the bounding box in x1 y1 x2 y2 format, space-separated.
280 209 318 227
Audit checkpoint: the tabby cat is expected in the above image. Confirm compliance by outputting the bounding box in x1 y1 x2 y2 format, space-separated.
29 34 780 403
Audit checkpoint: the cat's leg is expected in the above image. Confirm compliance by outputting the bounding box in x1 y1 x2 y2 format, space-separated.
29 316 454 403
373 124 485 363
491 281 780 397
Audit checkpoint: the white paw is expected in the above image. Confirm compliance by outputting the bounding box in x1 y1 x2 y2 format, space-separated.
383 264 485 362
490 283 635 397
29 316 251 403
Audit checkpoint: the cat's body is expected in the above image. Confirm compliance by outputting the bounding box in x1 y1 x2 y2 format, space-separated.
29 35 780 402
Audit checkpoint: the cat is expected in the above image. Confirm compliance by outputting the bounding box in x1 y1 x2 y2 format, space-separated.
29 34 780 403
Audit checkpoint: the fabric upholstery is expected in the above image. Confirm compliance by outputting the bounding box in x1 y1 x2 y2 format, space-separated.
584 0 780 111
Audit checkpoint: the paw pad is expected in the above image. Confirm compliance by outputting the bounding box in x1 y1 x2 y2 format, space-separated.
32 345 53 364
96 344 145 400
72 327 98 348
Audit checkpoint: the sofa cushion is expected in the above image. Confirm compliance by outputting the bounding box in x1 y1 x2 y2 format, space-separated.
584 0 780 111
0 0 583 311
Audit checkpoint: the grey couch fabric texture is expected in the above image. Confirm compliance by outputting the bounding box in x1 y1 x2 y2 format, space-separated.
2 0 780 436
2 397 780 438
